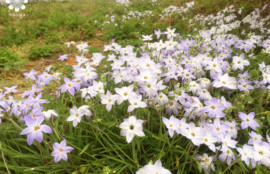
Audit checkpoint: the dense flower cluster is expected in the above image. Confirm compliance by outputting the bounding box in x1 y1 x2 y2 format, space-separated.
102 2 194 27
1 2 270 173
160 2 194 19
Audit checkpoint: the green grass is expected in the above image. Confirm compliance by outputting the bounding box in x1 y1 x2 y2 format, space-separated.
0 0 270 173
0 0 267 72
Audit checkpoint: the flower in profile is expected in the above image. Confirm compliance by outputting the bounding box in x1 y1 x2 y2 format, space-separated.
5 0 28 12
136 159 171 174
20 116 52 145
51 139 74 163
119 115 145 143
42 109 58 120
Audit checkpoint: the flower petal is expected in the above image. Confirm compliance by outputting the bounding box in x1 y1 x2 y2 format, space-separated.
40 125 52 133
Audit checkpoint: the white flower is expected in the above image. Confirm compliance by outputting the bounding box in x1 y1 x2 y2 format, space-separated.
100 91 118 112
154 93 169 107
115 84 135 105
212 73 237 90
78 105 92 118
45 65 54 72
67 106 85 127
196 153 215 174
76 42 88 52
142 34 153 42
119 115 145 143
218 147 236 165
136 160 171 174
236 144 254 166
232 54 250 71
42 110 58 120
253 142 270 166
53 72 62 80
5 0 28 12
162 116 178 138
164 28 176 39
116 0 130 6
128 94 147 113
65 41 76 48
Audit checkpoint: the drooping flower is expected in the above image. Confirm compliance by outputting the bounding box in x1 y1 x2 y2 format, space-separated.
42 110 58 120
51 139 74 163
119 115 145 143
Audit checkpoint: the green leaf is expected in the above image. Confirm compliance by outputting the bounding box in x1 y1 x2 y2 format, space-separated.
79 144 90 156
267 113 270 126
195 160 202 173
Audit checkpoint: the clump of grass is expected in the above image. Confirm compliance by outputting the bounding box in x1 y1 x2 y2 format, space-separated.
0 27 28 46
28 44 63 60
65 12 87 30
0 47 25 71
